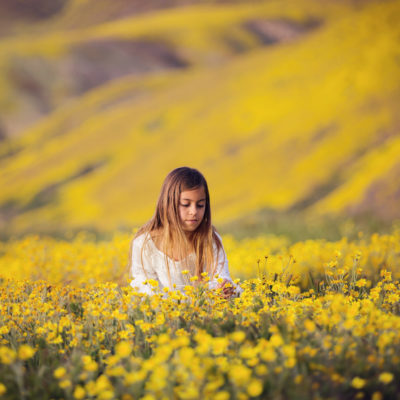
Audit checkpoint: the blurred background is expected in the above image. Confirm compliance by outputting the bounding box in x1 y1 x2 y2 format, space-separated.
0 0 399 243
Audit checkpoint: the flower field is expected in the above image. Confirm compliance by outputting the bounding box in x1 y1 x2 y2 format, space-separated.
1 228 400 399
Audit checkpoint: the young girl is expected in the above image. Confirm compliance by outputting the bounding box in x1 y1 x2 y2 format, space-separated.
128 167 242 299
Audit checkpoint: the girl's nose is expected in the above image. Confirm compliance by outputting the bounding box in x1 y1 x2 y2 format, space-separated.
189 205 197 215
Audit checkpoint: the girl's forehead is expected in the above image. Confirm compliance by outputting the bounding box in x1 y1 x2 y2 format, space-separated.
180 186 206 200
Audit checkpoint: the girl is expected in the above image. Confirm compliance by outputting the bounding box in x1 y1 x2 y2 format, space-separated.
128 167 242 299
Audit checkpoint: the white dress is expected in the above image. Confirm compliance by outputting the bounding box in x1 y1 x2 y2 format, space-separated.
130 231 242 297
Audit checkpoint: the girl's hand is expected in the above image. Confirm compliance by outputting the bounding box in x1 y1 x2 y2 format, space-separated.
217 278 235 299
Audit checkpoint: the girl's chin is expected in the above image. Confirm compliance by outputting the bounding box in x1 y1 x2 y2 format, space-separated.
183 224 199 232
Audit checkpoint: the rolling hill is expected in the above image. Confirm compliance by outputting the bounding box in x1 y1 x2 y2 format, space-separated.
0 0 399 238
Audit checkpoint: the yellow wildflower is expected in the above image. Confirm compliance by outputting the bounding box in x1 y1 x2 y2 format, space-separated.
0 347 16 364
115 341 132 358
255 365 268 376
304 319 316 333
73 385 86 400
231 331 246 343
378 372 393 384
0 326 9 335
228 364 252 386
269 334 284 347
98 390 114 400
294 375 303 384
148 279 159 288
95 375 112 393
213 391 230 400
247 379 263 397
17 344 36 360
351 377 366 389
372 392 383 400
356 279 367 288
54 367 67 379
59 379 71 389
260 347 277 362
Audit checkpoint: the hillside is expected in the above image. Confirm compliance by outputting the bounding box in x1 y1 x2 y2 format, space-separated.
0 0 399 238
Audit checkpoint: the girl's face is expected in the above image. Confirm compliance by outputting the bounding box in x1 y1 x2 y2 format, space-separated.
178 186 206 233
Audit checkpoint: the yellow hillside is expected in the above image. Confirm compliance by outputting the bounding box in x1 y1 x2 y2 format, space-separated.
0 0 399 236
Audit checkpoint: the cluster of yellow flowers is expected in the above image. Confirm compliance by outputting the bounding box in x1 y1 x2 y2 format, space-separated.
0 228 399 399
1 227 399 287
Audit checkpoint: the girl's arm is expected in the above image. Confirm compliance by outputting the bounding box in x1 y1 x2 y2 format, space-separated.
130 236 160 296
209 233 243 297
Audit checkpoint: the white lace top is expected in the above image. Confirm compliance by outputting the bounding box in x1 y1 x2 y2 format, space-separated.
129 231 242 297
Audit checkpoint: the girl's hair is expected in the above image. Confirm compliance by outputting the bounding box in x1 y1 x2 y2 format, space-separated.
127 167 223 287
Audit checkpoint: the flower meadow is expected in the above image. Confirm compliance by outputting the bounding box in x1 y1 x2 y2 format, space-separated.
0 228 400 399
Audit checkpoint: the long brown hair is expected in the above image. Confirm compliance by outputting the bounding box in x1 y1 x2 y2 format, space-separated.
127 167 223 288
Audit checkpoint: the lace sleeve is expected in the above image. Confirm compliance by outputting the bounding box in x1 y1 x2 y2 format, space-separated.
130 235 160 296
208 233 243 297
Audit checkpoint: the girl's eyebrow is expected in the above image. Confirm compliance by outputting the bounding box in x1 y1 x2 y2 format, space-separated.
181 198 206 201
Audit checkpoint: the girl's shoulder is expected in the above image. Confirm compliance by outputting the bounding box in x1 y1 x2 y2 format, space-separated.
212 229 225 253
212 227 223 242
132 231 163 255
213 230 222 240
132 232 152 250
